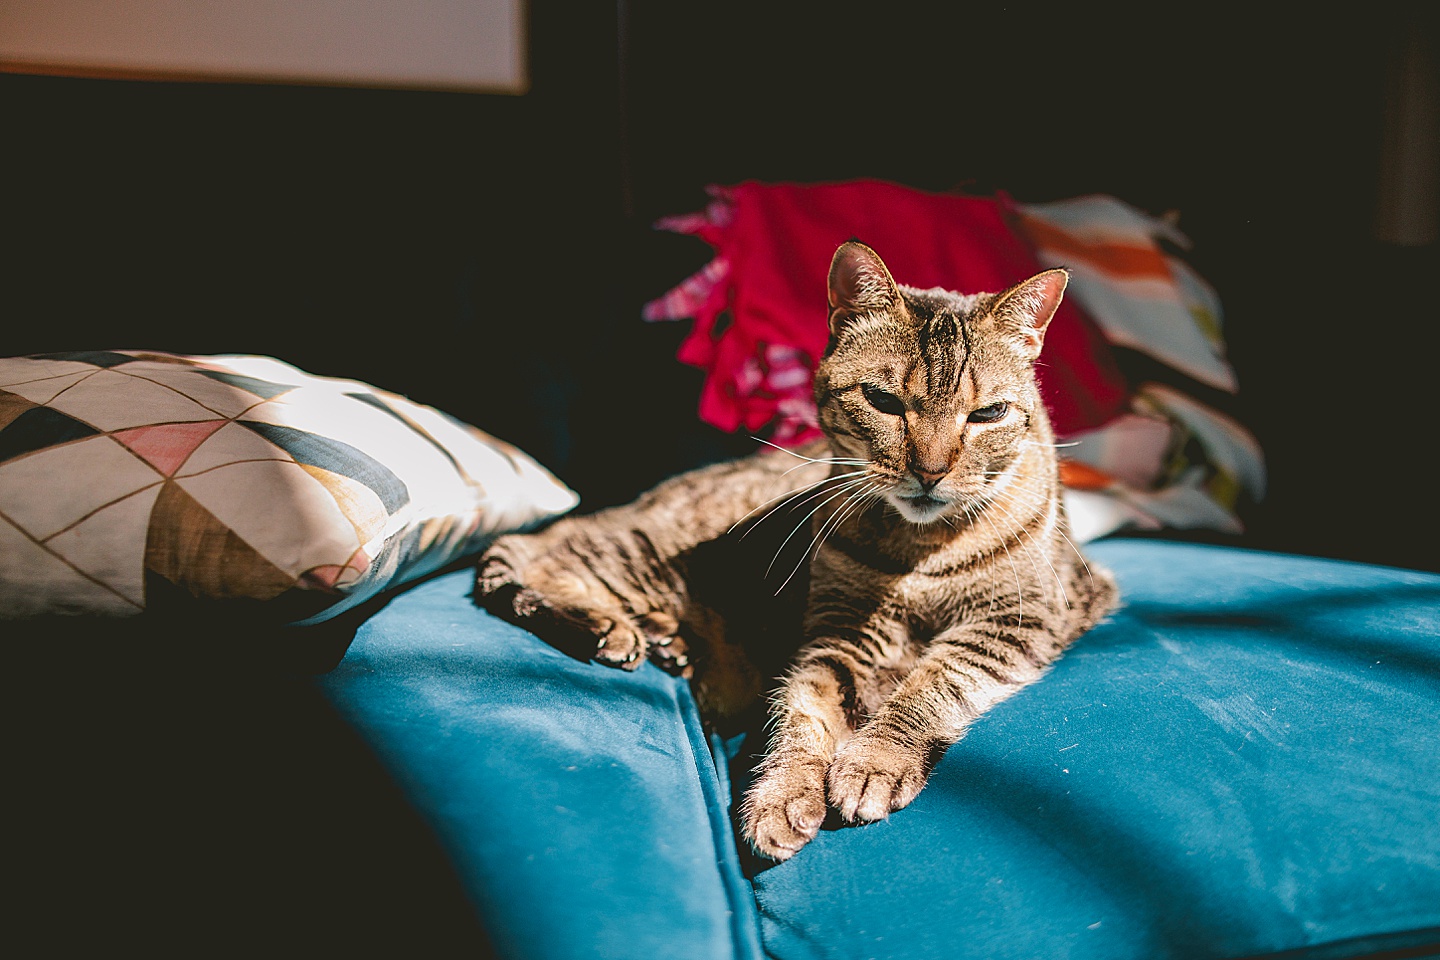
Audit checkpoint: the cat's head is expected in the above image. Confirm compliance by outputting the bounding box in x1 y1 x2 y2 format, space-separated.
813 241 1067 525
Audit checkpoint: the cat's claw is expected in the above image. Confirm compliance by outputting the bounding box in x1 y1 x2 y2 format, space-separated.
582 617 647 671
477 535 661 670
827 735 930 823
741 759 828 861
475 553 519 599
646 630 694 678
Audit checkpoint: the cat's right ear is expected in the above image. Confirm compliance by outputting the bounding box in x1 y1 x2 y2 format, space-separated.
990 268 1069 361
828 241 900 336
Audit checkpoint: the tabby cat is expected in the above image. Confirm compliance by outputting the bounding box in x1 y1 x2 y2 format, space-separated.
477 241 1117 861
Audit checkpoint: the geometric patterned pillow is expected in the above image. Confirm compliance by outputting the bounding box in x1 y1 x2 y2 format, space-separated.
0 351 579 625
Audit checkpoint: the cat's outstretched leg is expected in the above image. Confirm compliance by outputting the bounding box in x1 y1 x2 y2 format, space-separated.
825 625 1048 823
476 445 830 674
740 651 853 860
477 521 686 670
741 637 897 861
742 616 1057 858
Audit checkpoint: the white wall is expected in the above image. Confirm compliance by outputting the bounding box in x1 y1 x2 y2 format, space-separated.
0 0 526 93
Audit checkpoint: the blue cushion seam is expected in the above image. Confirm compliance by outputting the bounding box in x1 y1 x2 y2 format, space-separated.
1235 925 1440 959
673 681 767 960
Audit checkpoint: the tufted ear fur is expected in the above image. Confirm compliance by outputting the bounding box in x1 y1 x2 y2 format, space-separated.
989 268 1069 360
827 241 901 336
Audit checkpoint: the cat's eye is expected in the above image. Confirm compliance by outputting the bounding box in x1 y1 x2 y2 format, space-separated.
862 384 905 415
968 402 1010 423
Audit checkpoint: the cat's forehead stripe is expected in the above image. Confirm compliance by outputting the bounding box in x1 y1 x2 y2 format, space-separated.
911 308 967 401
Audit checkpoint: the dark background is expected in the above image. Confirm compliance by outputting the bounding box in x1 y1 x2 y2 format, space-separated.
4 4 1438 950
5 3 1437 572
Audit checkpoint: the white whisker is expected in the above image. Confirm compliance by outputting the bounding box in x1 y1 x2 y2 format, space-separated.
775 481 880 595
987 490 1069 611
813 482 877 560
750 436 867 465
765 475 876 576
729 468 869 537
956 498 1002 621
977 507 1024 628
1053 524 1097 586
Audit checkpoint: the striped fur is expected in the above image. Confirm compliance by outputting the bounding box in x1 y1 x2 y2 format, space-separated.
477 242 1117 861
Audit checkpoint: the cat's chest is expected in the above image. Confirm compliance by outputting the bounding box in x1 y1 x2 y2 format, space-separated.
813 503 1052 617
821 532 994 614
892 550 992 613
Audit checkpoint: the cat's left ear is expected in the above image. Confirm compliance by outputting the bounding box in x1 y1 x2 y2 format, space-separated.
827 241 901 336
990 268 1069 360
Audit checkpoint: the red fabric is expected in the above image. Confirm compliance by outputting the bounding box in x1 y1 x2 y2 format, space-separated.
655 180 1131 441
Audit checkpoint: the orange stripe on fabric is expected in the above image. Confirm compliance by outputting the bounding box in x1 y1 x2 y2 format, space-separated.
1017 217 1172 281
1059 459 1115 491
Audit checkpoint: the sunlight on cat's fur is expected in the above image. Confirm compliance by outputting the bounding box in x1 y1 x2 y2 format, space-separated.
478 242 1117 861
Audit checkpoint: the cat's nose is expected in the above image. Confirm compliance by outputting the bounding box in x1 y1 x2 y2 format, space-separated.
912 466 950 490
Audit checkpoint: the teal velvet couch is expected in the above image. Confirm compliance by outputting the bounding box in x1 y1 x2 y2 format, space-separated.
311 538 1440 960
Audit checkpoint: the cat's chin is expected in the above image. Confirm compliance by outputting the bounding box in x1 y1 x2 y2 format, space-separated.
889 492 954 525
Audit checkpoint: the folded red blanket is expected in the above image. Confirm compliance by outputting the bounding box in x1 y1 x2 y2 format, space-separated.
645 179 1131 442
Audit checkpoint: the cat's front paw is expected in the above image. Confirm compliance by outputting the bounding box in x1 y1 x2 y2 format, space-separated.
827 734 932 823
590 610 692 672
476 533 548 613
741 755 829 862
642 614 693 678
477 534 650 668
590 615 650 669
475 540 523 600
